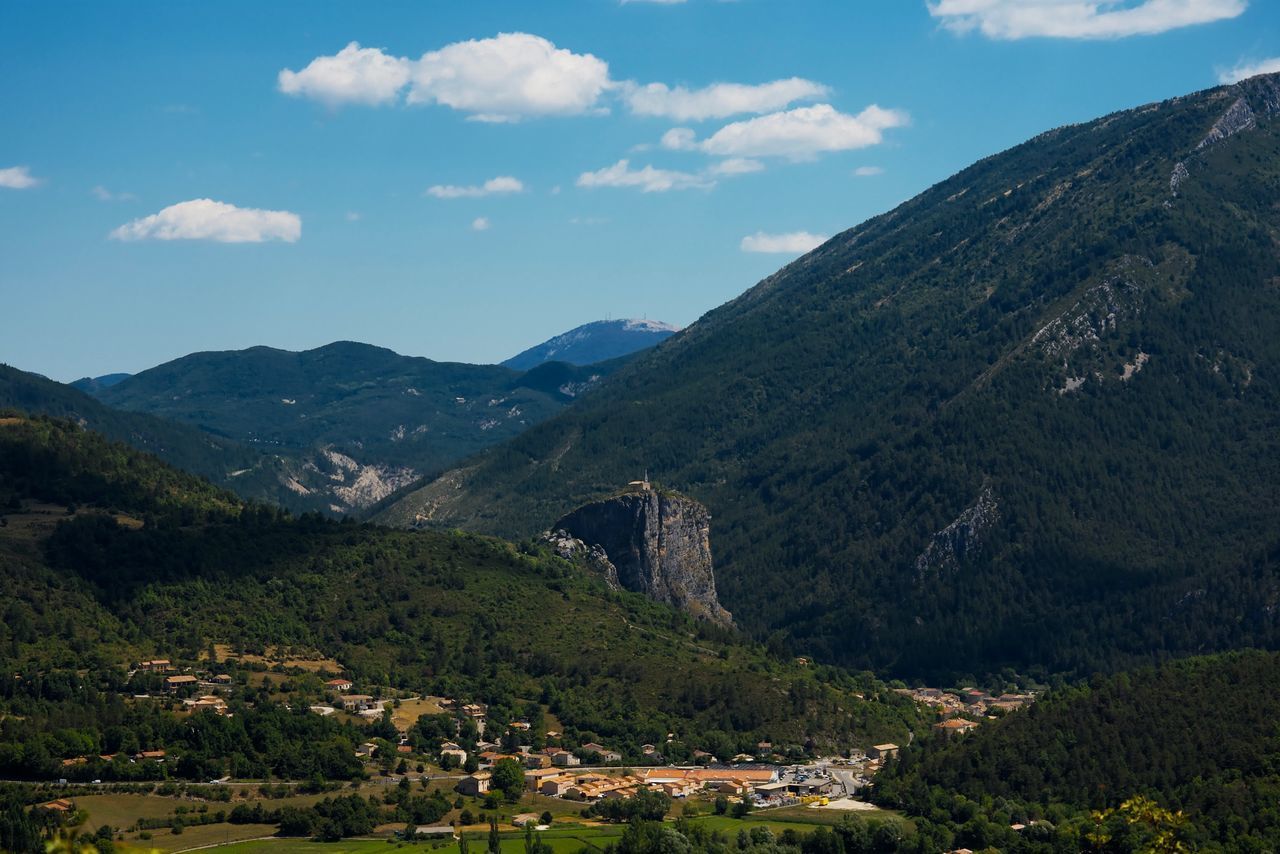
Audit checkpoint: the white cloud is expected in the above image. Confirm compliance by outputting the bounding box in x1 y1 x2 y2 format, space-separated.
853 165 885 177
278 42 411 106
110 199 301 243
623 78 829 121
426 176 526 199
928 0 1246 40
408 33 611 121
0 166 41 189
740 231 828 254
577 159 713 192
710 158 765 175
345 211 362 222
1218 56 1280 84
671 104 908 160
91 185 136 202
471 216 491 231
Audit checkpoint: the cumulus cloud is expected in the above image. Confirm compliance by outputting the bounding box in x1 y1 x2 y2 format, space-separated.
1219 56 1280 84
407 33 611 121
623 78 830 121
853 165 885 177
426 176 526 199
279 34 840 127
110 199 301 243
665 104 908 160
0 166 41 189
278 42 411 106
928 0 1246 40
471 216 491 231
577 159 713 193
740 231 828 254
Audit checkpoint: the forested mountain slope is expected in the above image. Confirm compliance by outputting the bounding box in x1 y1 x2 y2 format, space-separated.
874 650 1280 852
0 414 922 773
0 364 321 512
380 73 1280 680
84 341 622 512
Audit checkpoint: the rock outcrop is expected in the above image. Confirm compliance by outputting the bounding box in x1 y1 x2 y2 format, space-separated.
915 486 1000 579
548 489 732 625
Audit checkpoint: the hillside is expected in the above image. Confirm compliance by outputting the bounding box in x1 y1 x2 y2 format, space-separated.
0 415 923 779
68 372 131 394
502 318 680 370
873 650 1280 851
379 74 1280 680
88 341 621 512
0 364 327 513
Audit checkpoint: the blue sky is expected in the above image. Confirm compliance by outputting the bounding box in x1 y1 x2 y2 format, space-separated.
2 0 1277 381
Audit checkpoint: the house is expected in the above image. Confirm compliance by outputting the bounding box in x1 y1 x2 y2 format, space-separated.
540 777 575 797
211 674 233 685
933 719 980 739
188 695 228 715
551 750 581 767
461 703 487 721
692 750 717 763
137 750 166 760
355 742 379 758
581 742 622 763
397 745 413 754
714 780 752 796
509 721 531 731
525 769 566 791
325 678 354 693
756 741 773 753
39 799 74 813
457 772 491 797
523 753 552 769
441 748 468 765
139 659 172 673
341 694 376 713
868 743 900 760
165 674 199 692
659 781 699 798
512 814 541 827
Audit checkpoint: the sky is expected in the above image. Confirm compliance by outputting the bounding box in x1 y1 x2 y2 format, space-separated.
2 0 1278 381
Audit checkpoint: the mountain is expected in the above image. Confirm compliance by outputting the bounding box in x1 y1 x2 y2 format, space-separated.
69 372 131 394
0 363 323 512
874 650 1280 851
501 318 679 370
379 74 1280 681
0 414 923 777
86 341 622 512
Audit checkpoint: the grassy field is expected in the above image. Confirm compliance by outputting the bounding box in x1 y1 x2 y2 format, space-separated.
212 825 627 854
389 698 446 731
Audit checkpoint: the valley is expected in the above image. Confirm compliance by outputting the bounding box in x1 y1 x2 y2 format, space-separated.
5 10 1280 849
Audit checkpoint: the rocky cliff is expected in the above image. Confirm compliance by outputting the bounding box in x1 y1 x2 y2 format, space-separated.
548 489 732 625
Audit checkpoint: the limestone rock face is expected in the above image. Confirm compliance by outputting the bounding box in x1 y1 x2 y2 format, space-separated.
550 490 732 625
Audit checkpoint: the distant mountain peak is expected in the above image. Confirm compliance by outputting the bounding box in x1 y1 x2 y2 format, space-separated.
502 318 680 371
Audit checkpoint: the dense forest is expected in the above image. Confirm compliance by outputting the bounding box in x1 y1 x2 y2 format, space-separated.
874 650 1280 851
378 73 1280 683
0 414 922 784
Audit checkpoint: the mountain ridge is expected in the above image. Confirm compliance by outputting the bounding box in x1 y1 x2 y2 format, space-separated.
377 72 1280 680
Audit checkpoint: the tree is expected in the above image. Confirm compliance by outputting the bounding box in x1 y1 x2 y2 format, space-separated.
488 814 500 854
492 758 526 801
